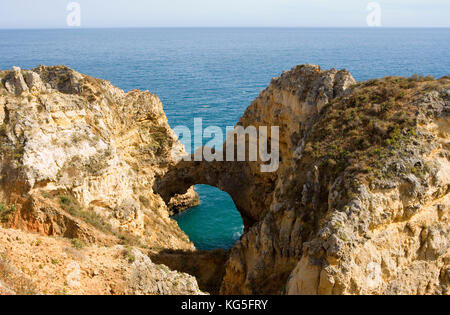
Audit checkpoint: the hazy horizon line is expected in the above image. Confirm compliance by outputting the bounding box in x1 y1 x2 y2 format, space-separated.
1 26 449 31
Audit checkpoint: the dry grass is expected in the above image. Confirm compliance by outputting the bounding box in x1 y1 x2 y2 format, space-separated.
303 76 449 186
0 251 38 295
57 194 145 248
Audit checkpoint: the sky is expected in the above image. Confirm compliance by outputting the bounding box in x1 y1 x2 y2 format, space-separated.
0 0 449 29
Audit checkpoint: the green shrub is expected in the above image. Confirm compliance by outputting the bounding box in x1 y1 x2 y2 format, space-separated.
59 195 112 233
408 74 434 82
0 204 17 224
71 238 85 250
117 231 145 248
298 75 435 191
123 246 136 263
59 195 70 206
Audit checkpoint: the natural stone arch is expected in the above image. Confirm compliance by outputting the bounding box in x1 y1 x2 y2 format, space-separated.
154 159 277 229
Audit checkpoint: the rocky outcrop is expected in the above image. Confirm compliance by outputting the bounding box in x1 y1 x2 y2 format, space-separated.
167 188 200 216
156 65 356 228
0 65 199 250
0 65 203 295
156 65 450 295
150 249 229 294
0 227 204 295
1 64 449 295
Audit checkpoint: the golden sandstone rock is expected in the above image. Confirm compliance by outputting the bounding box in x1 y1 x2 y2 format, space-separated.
0 66 202 295
157 65 449 295
0 65 449 295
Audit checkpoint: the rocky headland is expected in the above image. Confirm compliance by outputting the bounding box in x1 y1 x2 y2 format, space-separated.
0 65 201 294
0 64 448 295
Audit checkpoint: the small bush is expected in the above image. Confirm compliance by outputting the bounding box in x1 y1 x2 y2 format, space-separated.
117 231 145 248
59 195 112 233
41 191 51 199
57 194 146 249
297 75 432 193
0 204 17 225
59 195 70 206
85 154 109 175
71 238 85 250
71 132 87 145
123 246 136 263
409 74 435 82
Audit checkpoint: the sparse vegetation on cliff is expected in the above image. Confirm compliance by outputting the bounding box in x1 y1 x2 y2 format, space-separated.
0 64 448 296
59 194 111 232
0 65 204 295
0 251 37 295
304 75 450 189
0 204 17 226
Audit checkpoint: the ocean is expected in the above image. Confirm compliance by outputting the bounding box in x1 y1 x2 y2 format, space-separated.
0 27 448 250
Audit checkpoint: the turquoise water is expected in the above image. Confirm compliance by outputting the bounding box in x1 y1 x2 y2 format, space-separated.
173 185 244 251
0 28 449 250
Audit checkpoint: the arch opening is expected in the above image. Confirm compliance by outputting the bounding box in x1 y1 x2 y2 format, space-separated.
151 185 244 294
173 185 244 251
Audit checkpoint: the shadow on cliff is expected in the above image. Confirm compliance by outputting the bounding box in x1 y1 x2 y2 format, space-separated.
149 248 229 295
153 158 278 230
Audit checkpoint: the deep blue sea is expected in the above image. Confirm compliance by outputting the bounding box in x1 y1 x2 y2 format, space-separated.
0 28 449 250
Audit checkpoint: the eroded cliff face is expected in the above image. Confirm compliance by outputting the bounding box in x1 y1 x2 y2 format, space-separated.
0 65 201 248
0 66 202 295
156 65 356 228
1 64 449 295
283 76 450 295
0 227 205 295
157 65 450 295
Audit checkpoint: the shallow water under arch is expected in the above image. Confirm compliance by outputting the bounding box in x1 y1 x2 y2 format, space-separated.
173 185 244 251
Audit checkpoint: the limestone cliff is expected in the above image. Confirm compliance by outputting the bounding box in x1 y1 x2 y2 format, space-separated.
157 65 449 295
0 65 202 295
1 64 449 296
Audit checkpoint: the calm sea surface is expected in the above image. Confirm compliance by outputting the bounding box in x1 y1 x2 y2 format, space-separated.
0 28 448 250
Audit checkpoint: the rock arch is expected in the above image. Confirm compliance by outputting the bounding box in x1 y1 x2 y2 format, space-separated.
153 65 360 294
154 159 276 229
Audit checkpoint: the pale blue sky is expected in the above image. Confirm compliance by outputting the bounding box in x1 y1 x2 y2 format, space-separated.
0 0 449 29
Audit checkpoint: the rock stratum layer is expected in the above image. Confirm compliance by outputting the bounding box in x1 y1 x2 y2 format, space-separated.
0 64 449 295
